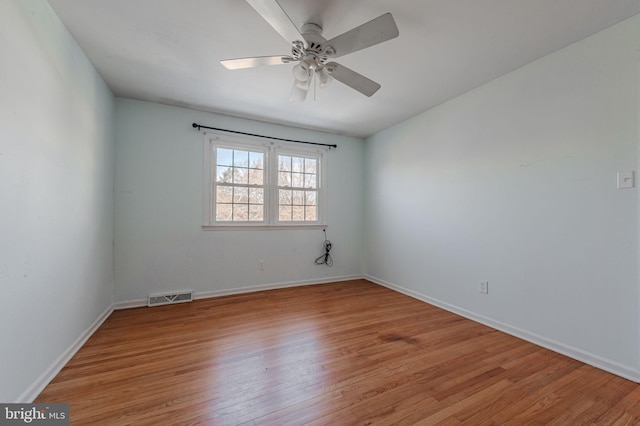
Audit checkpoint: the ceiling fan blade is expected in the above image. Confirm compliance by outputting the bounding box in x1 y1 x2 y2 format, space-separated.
321 13 399 58
290 78 310 101
325 62 381 97
220 55 293 70
246 0 304 44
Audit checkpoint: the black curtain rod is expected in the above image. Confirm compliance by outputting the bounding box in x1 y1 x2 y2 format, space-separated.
192 123 337 149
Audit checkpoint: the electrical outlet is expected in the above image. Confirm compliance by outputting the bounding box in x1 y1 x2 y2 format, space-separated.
258 260 264 270
479 281 488 294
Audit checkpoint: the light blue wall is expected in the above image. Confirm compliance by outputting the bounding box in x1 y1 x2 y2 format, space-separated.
364 15 640 377
0 0 115 402
4 0 639 403
114 99 365 302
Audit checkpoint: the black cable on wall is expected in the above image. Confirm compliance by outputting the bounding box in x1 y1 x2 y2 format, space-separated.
315 229 333 267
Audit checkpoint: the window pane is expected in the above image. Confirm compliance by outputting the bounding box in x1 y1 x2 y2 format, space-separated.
217 166 232 183
217 148 233 166
233 167 249 184
278 155 291 172
292 206 305 221
233 204 249 221
292 157 304 173
249 152 264 169
216 203 232 221
279 206 292 221
305 191 317 206
278 171 291 187
249 169 263 185
234 187 248 203
249 188 263 204
216 186 233 203
292 173 304 188
292 190 304 205
304 158 317 174
304 173 317 189
233 150 249 167
249 205 263 221
279 189 292 205
305 206 317 221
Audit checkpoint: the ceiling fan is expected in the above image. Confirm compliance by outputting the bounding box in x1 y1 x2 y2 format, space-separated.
221 0 399 101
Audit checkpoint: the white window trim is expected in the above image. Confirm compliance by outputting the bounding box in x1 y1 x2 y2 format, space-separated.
202 131 328 230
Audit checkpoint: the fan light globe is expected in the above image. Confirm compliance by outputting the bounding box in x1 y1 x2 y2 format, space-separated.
292 62 311 81
317 67 331 88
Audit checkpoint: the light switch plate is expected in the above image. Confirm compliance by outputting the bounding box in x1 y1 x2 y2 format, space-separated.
617 171 634 189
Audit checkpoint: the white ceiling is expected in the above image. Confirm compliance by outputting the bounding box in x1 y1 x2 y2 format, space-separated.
48 0 640 138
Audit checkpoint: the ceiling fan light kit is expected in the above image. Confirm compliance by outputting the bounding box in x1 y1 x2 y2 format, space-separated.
220 0 399 101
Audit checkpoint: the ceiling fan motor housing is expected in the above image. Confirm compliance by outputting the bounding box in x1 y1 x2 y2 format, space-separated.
292 22 333 71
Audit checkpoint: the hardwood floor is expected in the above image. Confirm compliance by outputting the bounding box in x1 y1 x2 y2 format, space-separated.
36 280 640 425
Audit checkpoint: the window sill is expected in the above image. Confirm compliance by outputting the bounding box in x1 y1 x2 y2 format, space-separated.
202 224 327 231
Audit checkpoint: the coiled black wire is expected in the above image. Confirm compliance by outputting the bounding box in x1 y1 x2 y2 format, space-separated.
314 229 333 267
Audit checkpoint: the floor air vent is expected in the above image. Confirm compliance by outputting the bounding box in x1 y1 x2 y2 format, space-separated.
148 290 193 307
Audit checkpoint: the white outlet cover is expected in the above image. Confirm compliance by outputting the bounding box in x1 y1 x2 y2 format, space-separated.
479 281 489 294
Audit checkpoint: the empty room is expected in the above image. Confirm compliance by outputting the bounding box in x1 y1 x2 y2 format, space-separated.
2 0 640 424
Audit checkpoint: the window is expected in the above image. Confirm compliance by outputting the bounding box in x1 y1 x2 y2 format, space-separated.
277 153 318 222
203 132 327 229
214 146 266 222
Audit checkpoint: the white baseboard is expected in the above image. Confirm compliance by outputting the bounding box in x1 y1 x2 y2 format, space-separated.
113 298 147 310
194 275 363 300
16 305 115 403
113 275 364 308
366 275 640 384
